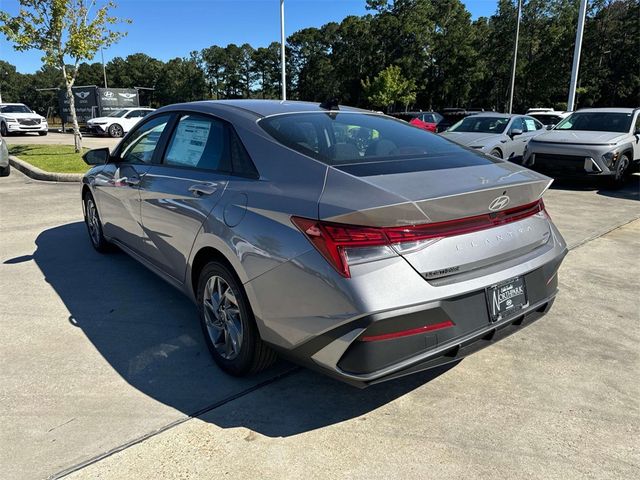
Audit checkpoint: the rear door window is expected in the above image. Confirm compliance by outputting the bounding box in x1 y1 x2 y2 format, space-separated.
163 114 231 172
524 118 541 132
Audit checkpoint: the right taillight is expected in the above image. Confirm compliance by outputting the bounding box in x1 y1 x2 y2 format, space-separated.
292 198 546 278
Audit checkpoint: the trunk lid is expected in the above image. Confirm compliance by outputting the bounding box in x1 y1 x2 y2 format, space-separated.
319 160 553 279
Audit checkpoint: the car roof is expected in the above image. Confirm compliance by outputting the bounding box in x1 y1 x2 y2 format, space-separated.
467 112 519 118
575 107 637 114
0 103 28 106
159 99 370 118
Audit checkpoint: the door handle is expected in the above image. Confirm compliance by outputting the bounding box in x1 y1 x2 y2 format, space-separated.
113 176 140 186
188 182 218 196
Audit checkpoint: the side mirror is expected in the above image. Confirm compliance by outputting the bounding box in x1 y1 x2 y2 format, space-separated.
509 128 523 138
82 147 110 166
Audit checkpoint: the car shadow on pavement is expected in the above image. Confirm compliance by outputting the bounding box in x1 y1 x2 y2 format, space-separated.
549 174 639 201
21 221 454 437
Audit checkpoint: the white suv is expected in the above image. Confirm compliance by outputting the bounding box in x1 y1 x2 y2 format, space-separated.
0 103 48 136
86 108 155 137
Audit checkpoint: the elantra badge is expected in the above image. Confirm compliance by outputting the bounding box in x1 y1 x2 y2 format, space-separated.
488 195 510 211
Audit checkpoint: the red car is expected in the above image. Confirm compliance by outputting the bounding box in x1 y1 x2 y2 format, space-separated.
389 111 443 133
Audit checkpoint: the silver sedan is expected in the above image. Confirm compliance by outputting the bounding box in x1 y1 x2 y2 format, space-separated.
440 113 546 161
80 100 567 387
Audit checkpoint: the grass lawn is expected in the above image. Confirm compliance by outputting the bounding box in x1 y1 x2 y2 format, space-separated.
9 144 89 174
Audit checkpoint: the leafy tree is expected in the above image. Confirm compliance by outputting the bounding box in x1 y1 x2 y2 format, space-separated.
76 62 105 87
0 60 27 104
362 65 416 111
252 42 281 99
155 57 206 105
288 23 340 101
0 0 130 151
201 45 227 99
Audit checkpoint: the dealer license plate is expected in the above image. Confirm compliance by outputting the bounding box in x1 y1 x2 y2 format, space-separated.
486 277 528 323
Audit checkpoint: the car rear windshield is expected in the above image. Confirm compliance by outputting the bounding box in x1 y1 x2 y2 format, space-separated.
448 116 510 134
555 112 633 133
259 112 496 172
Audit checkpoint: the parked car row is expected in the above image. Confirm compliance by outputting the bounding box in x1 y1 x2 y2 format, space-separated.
390 106 639 187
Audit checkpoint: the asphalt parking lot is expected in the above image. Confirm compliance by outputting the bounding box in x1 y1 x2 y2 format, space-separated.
1 165 639 479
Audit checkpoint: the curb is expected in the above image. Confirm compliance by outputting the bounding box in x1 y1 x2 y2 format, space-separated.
9 155 83 182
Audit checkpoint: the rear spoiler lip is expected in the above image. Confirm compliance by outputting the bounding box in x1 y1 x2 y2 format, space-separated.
324 176 552 227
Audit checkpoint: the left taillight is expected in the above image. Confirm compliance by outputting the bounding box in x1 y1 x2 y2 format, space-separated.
291 216 396 277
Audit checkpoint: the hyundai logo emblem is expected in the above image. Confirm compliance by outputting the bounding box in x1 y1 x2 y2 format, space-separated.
488 195 510 211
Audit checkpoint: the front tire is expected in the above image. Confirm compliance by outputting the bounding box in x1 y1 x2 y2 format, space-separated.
108 123 124 138
490 148 503 159
0 122 8 137
38 131 48 136
0 164 10 177
608 153 630 189
197 261 276 376
83 192 111 252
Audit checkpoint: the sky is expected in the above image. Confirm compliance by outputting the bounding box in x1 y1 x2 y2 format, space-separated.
0 0 498 74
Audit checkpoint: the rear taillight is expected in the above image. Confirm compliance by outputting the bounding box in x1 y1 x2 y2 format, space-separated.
292 199 546 278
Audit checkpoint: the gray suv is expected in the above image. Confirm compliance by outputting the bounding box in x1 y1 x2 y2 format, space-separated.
523 108 640 186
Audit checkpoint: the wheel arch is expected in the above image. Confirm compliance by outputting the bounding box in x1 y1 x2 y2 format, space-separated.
490 146 503 158
190 246 237 299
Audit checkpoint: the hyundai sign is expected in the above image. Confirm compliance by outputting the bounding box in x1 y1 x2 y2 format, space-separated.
58 87 140 124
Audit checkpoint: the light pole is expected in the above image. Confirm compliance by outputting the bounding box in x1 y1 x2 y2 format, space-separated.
280 0 286 101
567 0 587 111
508 0 522 114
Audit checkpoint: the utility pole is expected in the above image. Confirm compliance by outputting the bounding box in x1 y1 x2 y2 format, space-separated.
567 0 587 111
280 0 286 101
508 0 522 114
101 47 108 88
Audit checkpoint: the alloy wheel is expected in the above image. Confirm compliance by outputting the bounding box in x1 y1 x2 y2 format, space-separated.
109 124 123 137
85 198 101 246
614 156 629 182
203 275 244 360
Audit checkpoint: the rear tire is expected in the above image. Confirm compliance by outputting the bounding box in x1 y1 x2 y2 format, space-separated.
490 148 502 159
0 122 8 137
83 192 112 252
108 123 124 138
197 261 277 376
0 164 10 177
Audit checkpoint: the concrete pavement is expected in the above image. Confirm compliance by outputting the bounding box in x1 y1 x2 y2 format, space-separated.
0 169 638 479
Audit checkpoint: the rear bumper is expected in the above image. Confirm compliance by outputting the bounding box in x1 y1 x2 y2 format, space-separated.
279 248 565 387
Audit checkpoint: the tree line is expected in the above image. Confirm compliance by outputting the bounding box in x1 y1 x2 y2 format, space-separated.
2 0 638 118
